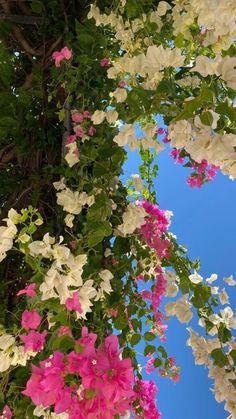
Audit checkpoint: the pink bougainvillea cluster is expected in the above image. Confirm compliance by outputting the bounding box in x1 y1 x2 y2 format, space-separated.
23 327 135 419
52 46 72 67
140 200 171 260
135 379 161 419
70 110 96 139
170 148 218 188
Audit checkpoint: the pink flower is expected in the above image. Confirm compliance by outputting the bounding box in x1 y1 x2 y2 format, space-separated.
100 58 110 67
106 308 118 318
61 47 72 60
187 174 203 188
146 355 155 375
58 326 73 338
135 379 161 419
52 46 72 67
22 352 67 408
65 291 83 313
69 240 77 249
207 165 218 181
170 148 184 164
21 309 41 330
20 330 48 353
88 126 96 136
0 405 12 419
75 126 85 138
17 283 36 297
83 111 92 119
71 113 84 123
66 134 76 144
118 80 126 88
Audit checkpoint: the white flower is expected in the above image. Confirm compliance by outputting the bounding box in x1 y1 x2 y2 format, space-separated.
206 274 218 284
0 334 15 351
156 1 171 16
112 88 127 103
164 271 178 297
0 222 17 262
146 45 184 72
29 233 55 258
56 188 94 215
0 351 12 372
113 124 138 149
189 271 203 284
64 214 74 228
191 55 219 77
53 177 66 191
219 289 229 305
77 280 97 319
116 202 147 236
169 120 192 149
65 142 79 168
95 269 113 300
6 208 21 225
131 174 143 191
91 110 106 125
165 301 176 316
217 56 236 90
175 295 193 323
0 334 15 372
11 345 33 367
224 275 236 286
165 282 178 297
106 109 118 124
165 294 193 323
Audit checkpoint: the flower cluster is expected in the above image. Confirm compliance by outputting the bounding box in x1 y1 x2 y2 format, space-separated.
139 200 171 260
135 379 161 419
23 328 135 418
170 149 218 188
52 47 72 67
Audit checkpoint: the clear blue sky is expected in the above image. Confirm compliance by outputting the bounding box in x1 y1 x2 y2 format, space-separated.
123 131 236 419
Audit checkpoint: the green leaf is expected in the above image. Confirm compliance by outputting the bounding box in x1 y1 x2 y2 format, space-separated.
229 349 236 365
130 333 141 346
144 332 156 341
30 0 43 13
144 345 156 356
216 101 236 122
51 336 74 352
200 111 213 126
211 348 228 368
114 315 127 330
87 220 112 247
218 323 232 344
87 193 112 221
158 345 168 359
191 284 211 308
154 358 162 368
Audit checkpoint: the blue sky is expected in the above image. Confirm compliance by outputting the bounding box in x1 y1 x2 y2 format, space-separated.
123 139 236 419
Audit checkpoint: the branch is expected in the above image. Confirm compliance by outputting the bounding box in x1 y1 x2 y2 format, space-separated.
0 14 44 25
61 95 72 159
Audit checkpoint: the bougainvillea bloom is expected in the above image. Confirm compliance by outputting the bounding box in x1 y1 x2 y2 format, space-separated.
0 405 12 419
16 283 36 297
52 46 72 67
140 200 171 259
71 113 84 123
21 309 41 330
65 291 83 313
100 58 110 67
88 126 96 136
20 330 47 353
135 379 161 419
